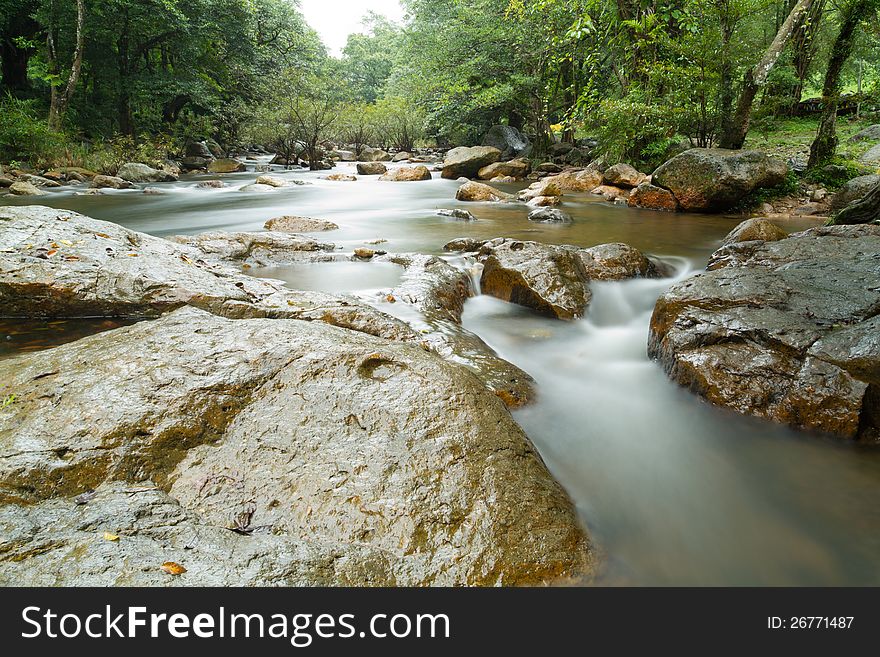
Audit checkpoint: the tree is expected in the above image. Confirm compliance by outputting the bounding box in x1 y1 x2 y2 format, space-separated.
46 0 85 130
808 0 878 167
335 102 376 158
718 0 816 149
832 179 880 224
273 68 342 169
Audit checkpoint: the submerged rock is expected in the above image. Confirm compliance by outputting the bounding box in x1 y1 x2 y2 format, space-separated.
238 183 275 192
0 307 593 585
264 215 339 232
254 174 290 187
441 146 502 179
652 148 788 212
443 237 488 252
528 208 571 223
437 209 476 221
325 173 357 182
92 175 135 190
649 224 880 439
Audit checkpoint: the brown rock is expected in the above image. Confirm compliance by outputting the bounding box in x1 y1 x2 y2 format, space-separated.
264 216 339 232
627 182 679 212
456 181 514 202
721 218 788 246
379 165 432 181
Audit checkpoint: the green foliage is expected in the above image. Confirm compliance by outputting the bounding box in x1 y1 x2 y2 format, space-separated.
1 394 14 410
805 158 870 188
734 170 801 211
0 95 66 167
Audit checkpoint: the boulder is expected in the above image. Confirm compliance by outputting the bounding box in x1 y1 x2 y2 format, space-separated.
456 181 514 202
0 206 406 342
543 169 605 193
0 307 593 585
602 163 646 188
590 185 630 201
8 181 44 196
652 148 788 211
831 174 880 210
627 182 679 212
325 174 357 181
330 150 356 161
185 141 214 159
478 240 591 320
361 147 392 162
649 224 880 439
392 151 412 162
205 138 225 159
518 178 563 201
528 208 571 223
477 159 530 180
860 144 880 164
441 146 502 179
207 158 246 174
437 209 476 221
721 218 788 246
536 162 563 173
238 183 275 192
117 162 177 183
378 165 432 182
196 180 226 189
482 125 532 160
491 176 516 183
263 216 339 232
181 156 212 171
167 231 334 266
254 175 290 187
22 174 61 188
577 243 661 280
443 237 488 252
357 162 387 175
526 196 561 207
848 125 880 143
92 175 135 190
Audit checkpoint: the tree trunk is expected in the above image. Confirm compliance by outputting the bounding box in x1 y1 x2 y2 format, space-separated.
807 0 870 168
832 180 880 224
718 0 816 149
117 27 133 136
788 0 827 113
718 15 735 144
48 0 86 131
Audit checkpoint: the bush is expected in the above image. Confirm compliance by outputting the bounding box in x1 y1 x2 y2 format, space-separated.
0 95 66 168
805 158 871 189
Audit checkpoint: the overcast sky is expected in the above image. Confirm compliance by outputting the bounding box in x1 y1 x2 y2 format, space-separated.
298 0 405 56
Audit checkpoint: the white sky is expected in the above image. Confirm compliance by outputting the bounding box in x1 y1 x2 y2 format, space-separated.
297 0 405 56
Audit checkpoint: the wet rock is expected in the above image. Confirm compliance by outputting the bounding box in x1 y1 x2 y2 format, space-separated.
652 148 788 212
238 183 275 192
518 178 563 202
264 216 339 232
181 156 211 171
207 158 246 174
491 175 516 183
142 187 164 195
526 195 561 207
721 218 788 246
456 181 514 202
443 237 488 252
482 125 532 160
528 207 571 223
117 162 177 183
602 163 646 188
0 175 14 187
167 231 334 266
441 146 502 179
830 174 880 210
357 162 387 175
185 140 214 159
577 243 661 280
361 147 392 162
437 209 476 221
196 180 225 189
0 307 593 585
477 159 530 180
92 175 135 190
254 175 291 187
591 185 630 201
325 174 357 182
649 224 880 439
22 174 61 188
379 165 432 181
479 240 591 320
8 181 44 196
543 169 603 192
627 182 679 212
391 151 412 162
353 248 376 259
536 162 563 173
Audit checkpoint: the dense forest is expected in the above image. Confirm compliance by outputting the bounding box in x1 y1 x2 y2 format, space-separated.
0 0 879 176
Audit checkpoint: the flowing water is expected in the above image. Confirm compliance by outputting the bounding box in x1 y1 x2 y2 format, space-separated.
3 161 879 585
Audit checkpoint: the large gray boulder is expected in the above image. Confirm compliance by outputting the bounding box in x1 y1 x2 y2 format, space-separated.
649 224 880 439
652 148 788 211
831 174 880 210
117 162 178 183
441 146 502 179
481 125 532 160
0 307 594 585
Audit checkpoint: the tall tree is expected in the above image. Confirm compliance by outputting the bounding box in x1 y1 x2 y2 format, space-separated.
47 0 85 130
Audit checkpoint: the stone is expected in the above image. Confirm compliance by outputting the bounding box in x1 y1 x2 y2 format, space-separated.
848 124 880 143
528 208 571 223
324 174 357 182
536 162 563 173
652 148 788 211
254 175 291 187
577 243 661 280
721 218 788 246
526 195 561 207
455 181 514 202
354 248 375 259
22 174 61 187
602 163 646 188
491 176 516 183
477 159 530 180
181 156 211 170
590 185 630 201
392 151 412 162
117 162 177 183
831 174 880 210
518 178 563 201
481 125 532 159
196 180 226 189
357 162 387 175
443 238 488 252
379 165 432 181
167 231 334 266
185 140 214 158
649 224 880 439
8 181 44 196
627 182 679 211
207 158 246 174
238 183 275 192
0 307 593 585
361 147 392 162
437 209 476 221
92 175 135 189
441 146 502 179
263 216 339 232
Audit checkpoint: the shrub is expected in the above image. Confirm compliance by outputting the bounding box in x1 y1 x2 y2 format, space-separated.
0 95 66 168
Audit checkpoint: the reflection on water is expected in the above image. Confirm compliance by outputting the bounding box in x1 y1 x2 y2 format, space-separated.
249 261 403 294
3 161 873 586
0 318 137 359
462 273 880 586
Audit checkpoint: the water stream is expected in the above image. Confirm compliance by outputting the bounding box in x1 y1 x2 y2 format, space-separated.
4 161 879 585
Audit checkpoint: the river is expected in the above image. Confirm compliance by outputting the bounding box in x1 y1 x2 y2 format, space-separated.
3 159 879 585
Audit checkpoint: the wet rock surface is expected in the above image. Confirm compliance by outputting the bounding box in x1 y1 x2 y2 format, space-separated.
0 307 593 585
263 215 339 232
441 146 502 179
456 181 514 202
167 231 335 265
649 224 880 439
721 218 788 246
379 165 432 181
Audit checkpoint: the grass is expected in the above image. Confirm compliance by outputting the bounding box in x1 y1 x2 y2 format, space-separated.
744 114 880 165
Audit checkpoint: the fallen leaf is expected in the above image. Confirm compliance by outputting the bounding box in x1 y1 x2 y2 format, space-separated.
46 249 57 257
103 532 120 542
95 232 110 238
127 253 138 257
386 294 396 303
161 561 187 575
